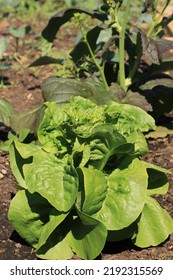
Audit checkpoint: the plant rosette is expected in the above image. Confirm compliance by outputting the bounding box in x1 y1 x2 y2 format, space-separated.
8 96 173 259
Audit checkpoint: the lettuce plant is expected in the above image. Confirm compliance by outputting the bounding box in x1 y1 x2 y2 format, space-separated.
8 96 173 259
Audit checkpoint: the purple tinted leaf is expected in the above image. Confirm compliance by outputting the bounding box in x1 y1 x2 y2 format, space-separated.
156 39 173 60
140 31 160 65
125 90 153 112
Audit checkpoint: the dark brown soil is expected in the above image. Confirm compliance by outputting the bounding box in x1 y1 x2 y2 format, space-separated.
0 7 173 260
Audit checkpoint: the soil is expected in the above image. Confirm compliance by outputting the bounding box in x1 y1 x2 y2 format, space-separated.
0 6 173 260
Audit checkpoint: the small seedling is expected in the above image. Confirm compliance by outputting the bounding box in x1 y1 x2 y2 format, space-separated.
9 25 31 52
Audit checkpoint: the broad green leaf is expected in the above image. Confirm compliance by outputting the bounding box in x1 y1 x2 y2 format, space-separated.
126 131 148 156
11 105 44 134
0 99 16 126
96 28 112 44
42 7 107 43
24 150 78 211
37 209 68 250
142 161 170 195
37 233 73 260
9 143 32 189
15 141 41 159
134 196 173 248
65 211 107 260
92 158 148 230
80 168 108 215
8 190 53 248
107 222 137 242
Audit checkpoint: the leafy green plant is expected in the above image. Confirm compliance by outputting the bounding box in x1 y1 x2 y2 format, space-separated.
9 25 31 52
0 37 12 86
8 96 173 259
0 99 16 126
31 0 173 125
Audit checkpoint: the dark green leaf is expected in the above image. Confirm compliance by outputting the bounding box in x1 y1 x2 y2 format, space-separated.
29 56 63 67
70 26 103 66
42 7 107 43
155 14 173 37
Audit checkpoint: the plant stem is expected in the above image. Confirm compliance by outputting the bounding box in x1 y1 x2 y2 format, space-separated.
118 0 132 92
128 49 142 82
80 28 109 91
147 2 169 37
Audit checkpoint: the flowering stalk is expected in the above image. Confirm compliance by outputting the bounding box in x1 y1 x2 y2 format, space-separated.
74 13 109 91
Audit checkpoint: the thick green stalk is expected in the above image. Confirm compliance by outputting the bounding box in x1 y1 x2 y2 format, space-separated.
119 0 132 91
80 28 109 91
